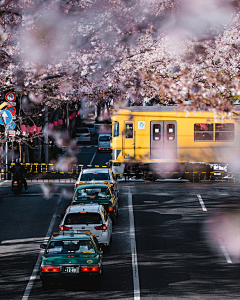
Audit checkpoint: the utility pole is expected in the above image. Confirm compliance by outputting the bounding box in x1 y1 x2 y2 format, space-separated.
11 138 14 163
44 106 48 164
67 103 69 131
5 140 8 179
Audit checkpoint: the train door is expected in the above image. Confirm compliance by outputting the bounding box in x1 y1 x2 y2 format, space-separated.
123 122 135 158
150 121 177 159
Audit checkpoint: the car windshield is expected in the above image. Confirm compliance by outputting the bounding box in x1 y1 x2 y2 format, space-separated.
46 240 95 254
75 187 111 200
99 136 111 141
64 213 102 225
80 172 110 181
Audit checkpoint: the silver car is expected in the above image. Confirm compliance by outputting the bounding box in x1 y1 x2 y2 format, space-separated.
75 127 91 143
82 122 95 136
59 204 112 251
75 168 119 196
98 134 111 152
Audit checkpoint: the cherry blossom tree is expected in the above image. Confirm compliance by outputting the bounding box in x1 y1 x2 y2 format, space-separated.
0 0 239 167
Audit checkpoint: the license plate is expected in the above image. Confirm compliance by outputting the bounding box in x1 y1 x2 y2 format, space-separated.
64 267 77 273
77 230 86 233
13 183 18 186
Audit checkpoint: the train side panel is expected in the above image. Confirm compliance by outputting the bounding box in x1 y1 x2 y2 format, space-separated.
111 108 240 175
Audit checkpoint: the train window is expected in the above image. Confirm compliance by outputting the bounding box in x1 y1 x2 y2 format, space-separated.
113 121 119 137
194 124 214 141
167 124 175 141
215 123 234 141
125 123 133 139
153 124 161 141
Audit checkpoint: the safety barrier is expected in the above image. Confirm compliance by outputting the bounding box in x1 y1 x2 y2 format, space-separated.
1 164 239 183
8 163 108 174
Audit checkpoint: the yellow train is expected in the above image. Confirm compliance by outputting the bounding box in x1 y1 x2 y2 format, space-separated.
111 106 240 180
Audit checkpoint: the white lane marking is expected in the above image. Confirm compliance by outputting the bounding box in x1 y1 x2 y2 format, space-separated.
197 194 207 212
218 239 232 264
22 196 62 300
128 190 140 300
89 151 96 165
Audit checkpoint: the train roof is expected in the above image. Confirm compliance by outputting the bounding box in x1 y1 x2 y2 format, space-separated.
125 106 177 112
114 105 240 115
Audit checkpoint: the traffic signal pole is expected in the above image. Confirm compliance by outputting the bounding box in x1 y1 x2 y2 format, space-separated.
5 141 8 179
44 106 48 164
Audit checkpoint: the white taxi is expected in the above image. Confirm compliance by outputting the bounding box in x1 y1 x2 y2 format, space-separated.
58 204 112 252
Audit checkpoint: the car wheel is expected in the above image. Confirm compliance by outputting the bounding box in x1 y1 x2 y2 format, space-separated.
42 279 52 291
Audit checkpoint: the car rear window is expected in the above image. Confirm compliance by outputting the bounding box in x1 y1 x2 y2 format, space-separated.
64 213 102 225
81 173 110 181
99 135 111 141
47 240 95 254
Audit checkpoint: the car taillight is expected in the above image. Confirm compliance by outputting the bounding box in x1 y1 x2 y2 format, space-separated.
41 266 60 273
108 206 114 212
98 148 101 150
14 181 17 184
75 183 79 187
94 224 107 231
60 225 72 231
86 134 90 137
81 265 99 272
110 183 114 187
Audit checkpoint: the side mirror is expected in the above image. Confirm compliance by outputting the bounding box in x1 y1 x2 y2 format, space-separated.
57 214 64 219
40 243 47 249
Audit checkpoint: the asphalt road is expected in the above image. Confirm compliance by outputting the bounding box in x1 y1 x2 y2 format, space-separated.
2 129 240 300
76 123 112 168
1 180 240 299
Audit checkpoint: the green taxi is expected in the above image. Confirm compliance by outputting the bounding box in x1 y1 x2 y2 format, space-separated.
72 183 119 224
40 232 103 290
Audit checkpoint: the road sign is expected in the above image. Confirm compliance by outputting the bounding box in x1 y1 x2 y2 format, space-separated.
7 122 16 130
0 110 12 125
0 102 7 110
8 130 15 136
5 92 16 102
6 106 16 115
7 102 16 106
